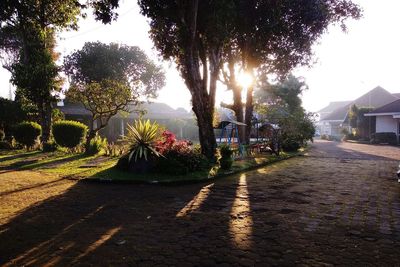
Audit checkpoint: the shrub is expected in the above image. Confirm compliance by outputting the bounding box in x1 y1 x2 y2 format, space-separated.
52 120 88 148
86 135 107 155
155 148 209 175
14 121 41 148
123 119 161 162
0 129 4 141
344 133 359 141
370 132 398 145
219 144 234 170
153 130 209 175
321 134 329 140
42 140 58 152
281 138 301 152
104 142 126 157
0 141 12 149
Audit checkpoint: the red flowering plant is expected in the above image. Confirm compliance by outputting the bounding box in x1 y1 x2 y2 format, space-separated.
155 130 192 155
154 130 208 175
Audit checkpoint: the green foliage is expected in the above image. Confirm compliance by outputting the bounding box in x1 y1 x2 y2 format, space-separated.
86 135 108 155
281 139 301 152
321 134 329 140
67 79 132 129
0 97 27 134
64 42 165 94
42 140 58 152
0 141 13 150
52 108 65 122
0 129 4 141
219 144 234 158
122 119 161 163
219 144 234 170
104 142 126 157
64 42 165 143
371 132 398 145
52 120 88 148
134 0 360 158
256 75 315 151
14 121 42 148
348 105 375 139
155 149 209 175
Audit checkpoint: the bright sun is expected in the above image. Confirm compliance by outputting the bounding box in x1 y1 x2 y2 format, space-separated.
237 72 253 88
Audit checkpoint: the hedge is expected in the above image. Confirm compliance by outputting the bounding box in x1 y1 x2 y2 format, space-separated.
52 120 88 148
14 121 42 148
370 132 398 145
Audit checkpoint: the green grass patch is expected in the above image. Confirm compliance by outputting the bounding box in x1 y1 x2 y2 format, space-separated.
0 149 303 184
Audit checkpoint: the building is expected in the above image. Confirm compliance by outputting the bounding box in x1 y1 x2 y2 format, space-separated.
317 86 399 137
57 101 199 141
365 99 400 142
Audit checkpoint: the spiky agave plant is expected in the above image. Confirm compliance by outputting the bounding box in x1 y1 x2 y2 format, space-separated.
122 119 161 162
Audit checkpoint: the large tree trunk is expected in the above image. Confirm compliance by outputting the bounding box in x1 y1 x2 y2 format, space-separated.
85 119 97 149
244 85 254 144
192 103 217 160
40 101 52 143
180 0 218 161
231 85 245 143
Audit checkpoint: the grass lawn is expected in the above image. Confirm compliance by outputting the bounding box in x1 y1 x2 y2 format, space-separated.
0 148 303 184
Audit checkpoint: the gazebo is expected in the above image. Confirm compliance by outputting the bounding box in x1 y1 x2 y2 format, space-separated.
251 121 281 155
215 120 247 146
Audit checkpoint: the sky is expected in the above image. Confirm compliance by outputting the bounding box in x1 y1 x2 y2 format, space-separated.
1 0 399 113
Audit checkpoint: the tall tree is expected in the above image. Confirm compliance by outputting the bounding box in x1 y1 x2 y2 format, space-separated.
64 42 165 145
0 0 83 142
255 75 315 151
348 105 375 139
221 0 361 144
85 0 361 159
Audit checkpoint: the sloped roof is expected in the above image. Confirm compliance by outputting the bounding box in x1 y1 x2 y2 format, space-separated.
368 99 400 114
318 101 351 113
392 93 400 98
58 101 192 120
321 86 398 121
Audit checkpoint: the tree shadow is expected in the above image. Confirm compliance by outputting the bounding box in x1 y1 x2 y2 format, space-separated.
307 140 400 161
0 177 70 197
0 179 209 266
0 151 42 163
1 143 400 266
0 154 89 172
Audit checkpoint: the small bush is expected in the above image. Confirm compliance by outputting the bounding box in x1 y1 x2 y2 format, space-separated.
371 132 398 145
155 157 189 175
116 153 129 171
14 121 41 148
52 120 88 148
42 140 58 152
123 119 161 163
151 130 209 175
320 134 328 140
0 129 5 141
219 144 234 170
281 138 301 152
86 135 107 155
0 141 12 149
104 142 126 157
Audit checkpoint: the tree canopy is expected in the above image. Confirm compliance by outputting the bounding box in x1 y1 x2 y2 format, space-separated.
0 0 85 142
64 42 165 145
134 0 361 158
255 75 316 151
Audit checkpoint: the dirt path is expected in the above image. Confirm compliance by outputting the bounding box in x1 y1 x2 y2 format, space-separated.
1 140 400 266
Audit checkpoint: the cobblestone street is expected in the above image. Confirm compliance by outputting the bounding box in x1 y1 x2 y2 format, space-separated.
1 140 400 266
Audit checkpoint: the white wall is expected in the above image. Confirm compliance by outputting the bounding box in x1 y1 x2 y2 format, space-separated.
376 116 398 133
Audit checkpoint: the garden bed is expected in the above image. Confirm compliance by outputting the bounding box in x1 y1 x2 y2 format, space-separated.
83 150 303 184
0 148 305 185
